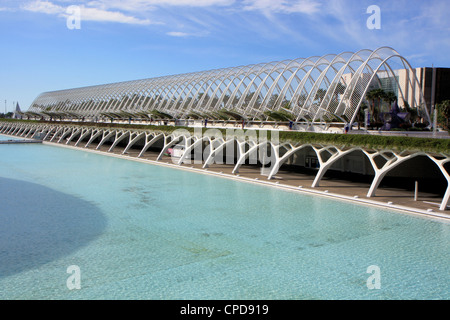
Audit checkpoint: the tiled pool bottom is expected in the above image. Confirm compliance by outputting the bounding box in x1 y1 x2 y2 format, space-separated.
0 140 449 299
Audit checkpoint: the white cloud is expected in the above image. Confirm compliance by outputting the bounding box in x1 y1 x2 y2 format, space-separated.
242 0 322 15
166 31 190 37
22 0 64 14
166 30 209 37
86 0 156 12
157 0 234 5
21 0 156 25
0 7 15 12
86 0 234 12
77 6 154 25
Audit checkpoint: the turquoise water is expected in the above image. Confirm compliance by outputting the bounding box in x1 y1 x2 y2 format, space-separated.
0 135 20 141
0 138 449 299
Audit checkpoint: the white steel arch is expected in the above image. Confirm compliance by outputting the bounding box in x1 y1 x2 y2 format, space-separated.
27 47 431 126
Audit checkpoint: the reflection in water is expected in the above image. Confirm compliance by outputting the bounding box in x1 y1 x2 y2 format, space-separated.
0 177 106 278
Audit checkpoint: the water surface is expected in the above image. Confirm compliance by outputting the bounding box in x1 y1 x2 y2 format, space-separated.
0 138 449 299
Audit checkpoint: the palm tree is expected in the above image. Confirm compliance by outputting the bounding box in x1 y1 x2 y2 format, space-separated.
385 91 397 103
365 89 376 121
264 110 294 122
335 82 346 95
384 91 397 111
268 94 279 108
315 88 327 104
218 109 245 120
375 89 389 116
149 110 173 120
366 88 387 122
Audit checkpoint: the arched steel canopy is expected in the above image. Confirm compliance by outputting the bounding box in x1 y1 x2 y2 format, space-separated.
27 47 431 125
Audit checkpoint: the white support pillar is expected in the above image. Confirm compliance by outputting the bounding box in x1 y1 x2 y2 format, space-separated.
108 131 130 152
178 137 206 165
85 130 103 148
28 127 37 139
57 128 73 144
367 153 418 198
264 143 280 179
30 127 42 139
96 130 116 150
267 144 308 180
15 127 24 136
157 135 184 161
203 138 233 168
428 156 450 211
123 132 145 154
50 127 64 142
21 127 30 137
138 133 164 158
232 140 258 174
441 186 450 211
66 128 81 145
312 148 358 188
75 129 92 147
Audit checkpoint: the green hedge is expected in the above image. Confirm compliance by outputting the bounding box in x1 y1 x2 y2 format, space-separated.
276 131 450 153
1 119 449 154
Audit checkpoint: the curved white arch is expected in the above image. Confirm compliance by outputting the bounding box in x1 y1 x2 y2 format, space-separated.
28 47 431 128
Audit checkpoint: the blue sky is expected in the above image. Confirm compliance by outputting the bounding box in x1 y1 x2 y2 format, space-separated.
1 0 449 111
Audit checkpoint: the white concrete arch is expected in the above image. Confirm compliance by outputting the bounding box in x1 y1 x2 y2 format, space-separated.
122 132 146 154
267 143 321 180
232 140 278 174
108 131 131 152
74 128 93 147
96 130 117 150
137 132 165 158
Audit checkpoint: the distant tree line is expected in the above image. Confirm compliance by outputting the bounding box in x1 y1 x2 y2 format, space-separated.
0 112 14 119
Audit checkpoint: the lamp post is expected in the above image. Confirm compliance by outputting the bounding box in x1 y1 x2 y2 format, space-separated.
432 67 436 137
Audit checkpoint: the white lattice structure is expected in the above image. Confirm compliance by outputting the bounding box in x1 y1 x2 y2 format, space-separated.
27 47 431 127
1 121 449 212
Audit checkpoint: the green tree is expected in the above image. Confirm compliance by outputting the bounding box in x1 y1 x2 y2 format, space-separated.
315 88 327 104
366 88 387 122
264 110 294 122
335 82 346 95
385 91 397 105
437 100 450 130
268 94 279 108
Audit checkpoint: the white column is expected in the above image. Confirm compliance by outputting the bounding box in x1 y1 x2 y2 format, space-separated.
138 133 164 158
122 132 146 154
108 131 130 152
312 148 358 188
96 130 115 150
